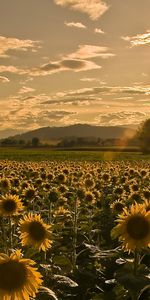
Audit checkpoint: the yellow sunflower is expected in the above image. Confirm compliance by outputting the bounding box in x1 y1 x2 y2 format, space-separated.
0 250 42 300
0 194 24 217
112 203 150 251
110 200 124 214
19 213 52 251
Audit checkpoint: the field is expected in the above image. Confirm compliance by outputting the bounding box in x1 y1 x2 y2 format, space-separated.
0 147 150 161
0 151 150 299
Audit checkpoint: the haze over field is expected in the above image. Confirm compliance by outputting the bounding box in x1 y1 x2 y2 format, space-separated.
0 0 150 138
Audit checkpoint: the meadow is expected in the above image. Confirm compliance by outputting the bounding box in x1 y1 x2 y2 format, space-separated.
0 152 150 300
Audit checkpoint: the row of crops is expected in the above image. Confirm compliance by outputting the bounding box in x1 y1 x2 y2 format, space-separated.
0 160 150 299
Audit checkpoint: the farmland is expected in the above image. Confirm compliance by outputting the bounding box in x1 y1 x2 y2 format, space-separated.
0 147 150 161
0 152 150 299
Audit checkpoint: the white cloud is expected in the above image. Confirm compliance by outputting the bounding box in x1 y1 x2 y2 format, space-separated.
54 0 109 20
0 65 27 75
0 76 10 83
18 86 36 94
65 21 86 29
122 30 150 47
67 44 115 59
80 77 106 84
0 36 40 58
95 111 147 126
94 28 104 34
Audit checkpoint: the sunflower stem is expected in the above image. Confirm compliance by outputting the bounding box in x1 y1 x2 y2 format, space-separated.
48 202 53 224
133 249 139 276
8 217 13 250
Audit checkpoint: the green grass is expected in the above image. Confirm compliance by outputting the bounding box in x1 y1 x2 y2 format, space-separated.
0 147 150 161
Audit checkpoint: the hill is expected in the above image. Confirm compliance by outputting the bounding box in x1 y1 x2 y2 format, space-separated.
11 124 136 142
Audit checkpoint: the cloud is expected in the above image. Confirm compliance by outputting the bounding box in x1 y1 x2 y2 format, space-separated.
54 0 109 20
0 65 27 75
94 28 104 34
61 59 88 69
0 44 113 78
67 44 115 59
80 77 106 83
95 111 147 126
122 31 150 47
0 76 10 83
0 36 40 58
31 58 101 76
0 59 101 77
18 86 36 94
65 21 86 29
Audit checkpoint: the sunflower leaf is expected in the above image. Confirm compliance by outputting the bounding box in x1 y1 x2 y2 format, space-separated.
36 286 58 300
52 275 78 288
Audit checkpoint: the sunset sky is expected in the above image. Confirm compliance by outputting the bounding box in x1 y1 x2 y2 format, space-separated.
0 0 150 138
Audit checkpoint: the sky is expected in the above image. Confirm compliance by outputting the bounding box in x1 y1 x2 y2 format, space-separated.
0 0 150 138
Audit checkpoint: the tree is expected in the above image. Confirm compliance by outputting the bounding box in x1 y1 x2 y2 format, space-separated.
31 137 40 147
137 119 150 153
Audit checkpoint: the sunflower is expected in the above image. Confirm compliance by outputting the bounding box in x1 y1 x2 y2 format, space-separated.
19 213 52 251
112 203 150 251
110 200 124 214
0 250 42 300
0 194 24 217
53 206 70 217
0 178 11 191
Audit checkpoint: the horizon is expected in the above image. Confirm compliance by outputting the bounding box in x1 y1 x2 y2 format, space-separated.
0 0 150 138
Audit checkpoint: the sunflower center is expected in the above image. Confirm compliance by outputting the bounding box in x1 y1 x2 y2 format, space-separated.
28 221 46 241
114 202 124 213
126 215 149 240
0 261 27 291
3 200 17 212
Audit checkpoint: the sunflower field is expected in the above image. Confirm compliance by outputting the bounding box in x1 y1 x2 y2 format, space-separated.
0 159 150 300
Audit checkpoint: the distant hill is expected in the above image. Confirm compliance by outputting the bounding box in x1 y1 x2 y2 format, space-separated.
11 124 137 142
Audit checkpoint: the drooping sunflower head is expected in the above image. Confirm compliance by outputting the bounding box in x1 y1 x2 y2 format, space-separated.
19 213 52 252
112 203 150 252
0 194 24 217
0 250 42 300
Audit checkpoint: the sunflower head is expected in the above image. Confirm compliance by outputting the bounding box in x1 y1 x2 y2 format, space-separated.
84 178 94 189
19 213 52 252
111 200 124 214
23 186 36 200
112 203 150 251
0 194 24 217
0 250 42 300
0 178 11 191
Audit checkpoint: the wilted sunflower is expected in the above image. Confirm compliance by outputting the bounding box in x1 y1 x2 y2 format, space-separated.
19 213 52 251
0 194 24 217
112 203 150 251
0 250 42 300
